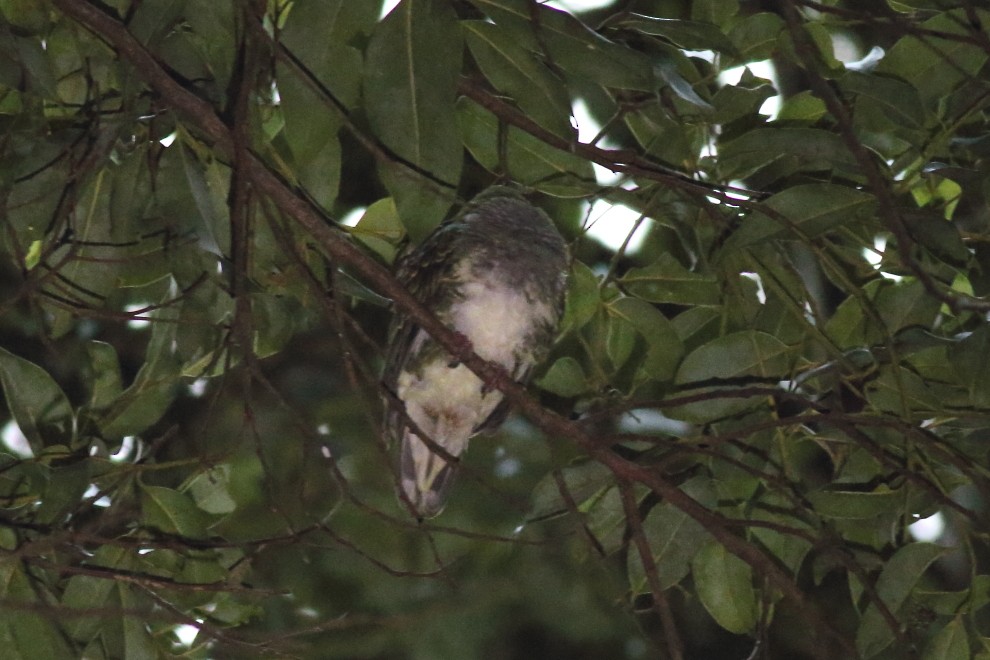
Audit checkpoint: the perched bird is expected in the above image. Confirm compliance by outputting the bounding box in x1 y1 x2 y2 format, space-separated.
382 187 569 517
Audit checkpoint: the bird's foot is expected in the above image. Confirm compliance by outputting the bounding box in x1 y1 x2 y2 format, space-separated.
446 331 474 368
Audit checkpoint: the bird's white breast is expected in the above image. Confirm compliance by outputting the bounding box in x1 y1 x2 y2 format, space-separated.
450 259 553 368
394 259 554 449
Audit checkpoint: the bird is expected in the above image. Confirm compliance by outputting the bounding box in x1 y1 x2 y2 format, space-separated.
382 186 569 518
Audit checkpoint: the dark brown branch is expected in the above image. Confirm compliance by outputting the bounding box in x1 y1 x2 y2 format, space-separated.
619 480 684 660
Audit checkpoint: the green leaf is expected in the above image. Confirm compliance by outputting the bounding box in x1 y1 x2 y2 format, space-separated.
865 365 939 416
620 253 721 306
628 476 715 592
1 0 51 34
529 461 614 520
560 260 600 334
776 90 827 122
463 20 573 139
62 546 126 641
116 582 158 658
182 2 237 94
948 325 990 407
692 541 758 634
278 0 373 208
727 13 783 63
97 300 182 438
186 464 237 515
875 279 940 333
457 96 595 195
856 543 945 658
0 347 73 452
718 128 858 182
613 15 736 53
923 616 970 660
141 484 213 538
606 297 683 381
0 562 74 658
904 212 969 264
349 197 404 262
666 386 766 424
365 0 463 239
44 167 128 338
276 57 344 209
585 486 626 554
656 61 713 112
712 77 776 125
605 308 636 371
471 0 655 90
876 9 989 105
127 0 185 45
178 142 229 256
288 0 378 44
23 239 42 270
624 104 705 165
9 34 58 98
841 71 927 129
750 495 814 575
85 341 123 411
724 184 877 249
691 0 738 27
825 282 881 349
35 460 90 525
536 357 588 398
913 587 969 617
672 307 721 345
675 331 793 383
252 293 303 359
808 486 902 520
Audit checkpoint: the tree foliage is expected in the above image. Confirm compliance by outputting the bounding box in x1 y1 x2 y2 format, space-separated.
1 0 990 658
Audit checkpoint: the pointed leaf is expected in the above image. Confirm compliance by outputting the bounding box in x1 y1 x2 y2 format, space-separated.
457 97 595 195
536 356 588 398
620 253 720 306
560 260 601 334
613 15 736 53
923 616 970 660
607 296 683 381
692 541 758 634
85 341 123 411
471 0 655 90
856 543 945 657
628 476 715 592
725 184 877 249
676 331 793 384
876 9 989 105
841 71 927 129
365 0 463 239
529 461 614 519
464 20 573 138
728 13 784 63
0 347 73 452
350 197 404 262
141 485 213 538
718 128 858 181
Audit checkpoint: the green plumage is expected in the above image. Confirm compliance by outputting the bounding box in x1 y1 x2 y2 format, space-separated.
383 187 569 517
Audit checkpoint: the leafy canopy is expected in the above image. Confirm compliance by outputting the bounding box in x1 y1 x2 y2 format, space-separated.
1 0 990 658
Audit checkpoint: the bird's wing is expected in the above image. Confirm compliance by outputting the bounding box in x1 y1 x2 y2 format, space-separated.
382 223 461 441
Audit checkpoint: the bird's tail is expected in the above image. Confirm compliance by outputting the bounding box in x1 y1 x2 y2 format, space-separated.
399 430 460 518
